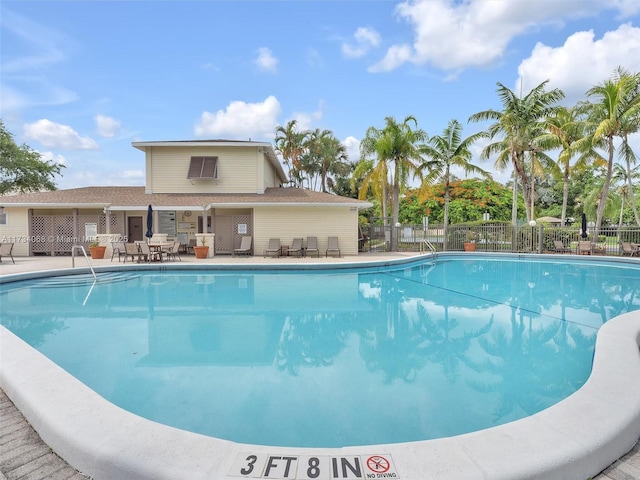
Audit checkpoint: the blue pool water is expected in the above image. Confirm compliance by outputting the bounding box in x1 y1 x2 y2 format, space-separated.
2 257 640 448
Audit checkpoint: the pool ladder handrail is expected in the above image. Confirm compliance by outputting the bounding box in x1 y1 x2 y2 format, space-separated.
71 245 97 281
420 239 437 257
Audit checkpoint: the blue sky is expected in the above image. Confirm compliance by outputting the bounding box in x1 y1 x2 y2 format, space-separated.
1 0 639 190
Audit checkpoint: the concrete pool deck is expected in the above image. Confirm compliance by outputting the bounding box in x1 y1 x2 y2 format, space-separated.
1 252 640 479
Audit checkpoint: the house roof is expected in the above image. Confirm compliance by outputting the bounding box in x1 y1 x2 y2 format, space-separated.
0 186 372 211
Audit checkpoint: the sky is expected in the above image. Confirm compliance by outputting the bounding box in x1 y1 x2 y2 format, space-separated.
1 0 640 191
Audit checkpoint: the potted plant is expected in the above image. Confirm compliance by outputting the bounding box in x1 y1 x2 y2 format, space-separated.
463 230 478 252
88 240 106 259
193 237 209 259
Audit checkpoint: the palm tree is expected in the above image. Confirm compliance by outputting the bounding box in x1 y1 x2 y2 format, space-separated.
578 67 640 234
360 116 427 250
538 106 599 226
274 120 308 187
469 81 564 223
302 129 350 193
419 119 490 249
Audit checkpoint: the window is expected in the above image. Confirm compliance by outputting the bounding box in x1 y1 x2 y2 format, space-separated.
0 211 6 226
187 156 218 179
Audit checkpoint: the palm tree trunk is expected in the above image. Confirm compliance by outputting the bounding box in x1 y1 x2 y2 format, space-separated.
443 183 450 251
595 137 615 235
625 156 640 226
561 171 569 226
391 178 400 251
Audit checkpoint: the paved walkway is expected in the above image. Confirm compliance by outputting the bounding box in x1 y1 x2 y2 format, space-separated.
1 253 639 479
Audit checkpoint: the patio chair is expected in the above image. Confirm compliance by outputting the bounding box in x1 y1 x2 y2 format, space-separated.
263 238 281 258
111 241 127 262
620 242 639 257
288 238 303 257
306 236 319 257
138 242 162 262
0 243 15 264
326 236 340 257
553 240 571 254
123 243 140 263
233 236 252 257
577 241 592 255
163 241 182 261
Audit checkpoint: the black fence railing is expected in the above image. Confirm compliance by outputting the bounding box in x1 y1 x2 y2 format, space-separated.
360 224 640 256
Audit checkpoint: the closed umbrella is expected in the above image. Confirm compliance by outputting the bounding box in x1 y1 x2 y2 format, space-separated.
146 205 154 239
581 213 588 239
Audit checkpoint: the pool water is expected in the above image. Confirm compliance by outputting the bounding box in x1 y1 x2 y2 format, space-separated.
2 257 640 448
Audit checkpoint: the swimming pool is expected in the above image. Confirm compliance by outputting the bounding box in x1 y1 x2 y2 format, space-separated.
1 253 640 479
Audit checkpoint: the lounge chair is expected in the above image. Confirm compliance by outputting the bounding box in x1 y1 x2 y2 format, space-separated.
0 243 15 264
233 236 252 257
111 241 127 262
306 236 319 257
326 236 340 257
163 241 182 261
288 238 303 257
577 241 592 255
620 242 639 257
553 240 571 254
263 238 281 258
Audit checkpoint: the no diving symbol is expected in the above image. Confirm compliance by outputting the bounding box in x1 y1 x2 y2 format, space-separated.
366 456 390 473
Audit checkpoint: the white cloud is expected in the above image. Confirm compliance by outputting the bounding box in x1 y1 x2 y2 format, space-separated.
37 150 66 166
516 24 640 102
194 95 282 139
370 0 635 72
342 27 381 58
608 0 640 17
288 102 324 132
23 119 99 150
343 136 361 162
254 47 278 73
94 115 121 138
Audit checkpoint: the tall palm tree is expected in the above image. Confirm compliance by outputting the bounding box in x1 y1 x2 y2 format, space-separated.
469 81 565 223
419 119 490 249
619 70 640 226
302 129 350 192
538 106 598 226
274 120 308 187
360 115 427 250
578 67 640 233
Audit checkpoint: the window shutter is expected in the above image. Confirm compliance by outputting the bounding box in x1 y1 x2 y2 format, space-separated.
201 157 218 178
187 156 218 179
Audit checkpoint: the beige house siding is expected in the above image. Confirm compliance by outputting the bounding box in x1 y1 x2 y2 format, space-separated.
253 206 359 256
146 146 275 194
0 207 30 256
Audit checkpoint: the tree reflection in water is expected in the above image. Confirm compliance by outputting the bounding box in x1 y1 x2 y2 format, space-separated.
276 313 350 375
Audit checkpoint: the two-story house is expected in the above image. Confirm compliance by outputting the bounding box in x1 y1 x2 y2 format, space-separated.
0 139 371 257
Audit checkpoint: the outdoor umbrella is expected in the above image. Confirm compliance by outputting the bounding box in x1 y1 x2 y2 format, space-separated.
146 205 154 239
581 213 588 239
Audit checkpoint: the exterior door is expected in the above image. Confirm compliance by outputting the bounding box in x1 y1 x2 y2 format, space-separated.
128 216 143 242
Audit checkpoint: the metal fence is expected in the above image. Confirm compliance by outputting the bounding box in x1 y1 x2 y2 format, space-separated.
360 223 640 256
